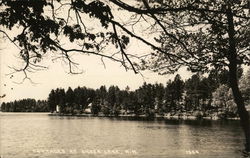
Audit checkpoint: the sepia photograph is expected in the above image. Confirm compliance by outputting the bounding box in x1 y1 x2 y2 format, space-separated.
0 0 250 157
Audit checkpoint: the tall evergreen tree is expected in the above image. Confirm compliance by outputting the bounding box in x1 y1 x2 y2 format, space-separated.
48 89 56 112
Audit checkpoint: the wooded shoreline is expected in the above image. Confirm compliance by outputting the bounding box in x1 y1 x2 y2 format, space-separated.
48 112 242 121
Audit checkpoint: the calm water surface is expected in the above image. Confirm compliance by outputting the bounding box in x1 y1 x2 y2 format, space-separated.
0 113 246 158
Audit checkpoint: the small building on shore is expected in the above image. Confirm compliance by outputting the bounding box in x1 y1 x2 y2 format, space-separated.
84 103 92 114
56 105 60 113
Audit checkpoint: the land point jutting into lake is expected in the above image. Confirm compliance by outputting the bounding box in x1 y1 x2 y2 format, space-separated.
1 0 250 156
1 72 250 120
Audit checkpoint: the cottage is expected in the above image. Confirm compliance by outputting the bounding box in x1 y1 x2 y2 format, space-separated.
84 103 92 114
56 105 60 113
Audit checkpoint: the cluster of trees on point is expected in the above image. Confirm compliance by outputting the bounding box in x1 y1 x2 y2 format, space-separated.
1 99 48 112
48 69 250 119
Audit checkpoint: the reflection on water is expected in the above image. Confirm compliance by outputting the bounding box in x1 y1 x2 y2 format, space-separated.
0 113 246 158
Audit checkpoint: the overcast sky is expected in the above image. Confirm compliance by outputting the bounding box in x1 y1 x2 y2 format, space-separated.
0 1 195 103
1 1 249 103
1 3 249 103
0 32 193 103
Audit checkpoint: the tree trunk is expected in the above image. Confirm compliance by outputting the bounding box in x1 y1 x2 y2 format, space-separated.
229 63 250 152
227 7 250 152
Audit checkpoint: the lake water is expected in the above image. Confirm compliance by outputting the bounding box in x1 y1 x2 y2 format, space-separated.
0 113 246 158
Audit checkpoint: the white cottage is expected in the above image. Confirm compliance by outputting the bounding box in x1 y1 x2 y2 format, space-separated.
84 103 92 113
56 105 60 113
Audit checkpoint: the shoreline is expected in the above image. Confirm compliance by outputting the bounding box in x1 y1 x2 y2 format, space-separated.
48 113 240 121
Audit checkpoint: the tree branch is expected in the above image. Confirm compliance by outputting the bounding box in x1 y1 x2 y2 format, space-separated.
0 30 21 50
110 0 226 14
112 23 138 73
109 19 191 66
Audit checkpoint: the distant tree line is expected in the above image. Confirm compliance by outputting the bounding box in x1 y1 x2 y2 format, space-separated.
1 99 48 112
46 69 250 119
1 69 249 118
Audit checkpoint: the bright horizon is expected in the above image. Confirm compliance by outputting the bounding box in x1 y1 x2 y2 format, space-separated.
1 1 248 103
1 30 249 103
0 34 193 103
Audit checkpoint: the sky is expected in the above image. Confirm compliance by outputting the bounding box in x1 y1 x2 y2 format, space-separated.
0 0 195 103
1 0 249 103
0 32 192 103
5 0 250 103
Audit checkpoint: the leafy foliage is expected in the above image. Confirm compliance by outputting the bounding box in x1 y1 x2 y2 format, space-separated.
212 84 237 118
0 0 132 75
